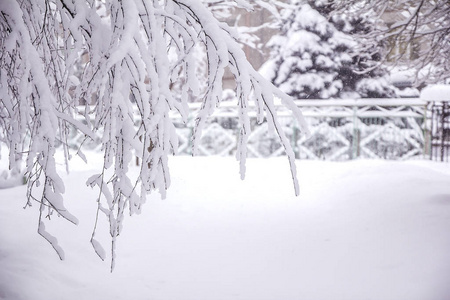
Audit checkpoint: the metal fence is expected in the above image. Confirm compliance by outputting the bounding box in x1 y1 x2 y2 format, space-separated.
72 98 449 161
429 101 450 162
172 98 430 161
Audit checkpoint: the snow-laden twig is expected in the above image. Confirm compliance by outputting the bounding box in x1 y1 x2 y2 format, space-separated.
0 0 308 270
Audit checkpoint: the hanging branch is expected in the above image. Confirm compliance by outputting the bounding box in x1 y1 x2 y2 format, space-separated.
0 0 308 270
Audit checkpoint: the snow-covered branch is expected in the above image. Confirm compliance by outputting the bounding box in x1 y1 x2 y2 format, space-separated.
0 0 307 269
331 0 450 85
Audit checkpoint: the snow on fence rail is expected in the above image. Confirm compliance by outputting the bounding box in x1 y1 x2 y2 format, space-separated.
72 98 440 161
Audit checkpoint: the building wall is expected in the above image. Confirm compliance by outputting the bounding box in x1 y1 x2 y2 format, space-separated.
222 6 279 89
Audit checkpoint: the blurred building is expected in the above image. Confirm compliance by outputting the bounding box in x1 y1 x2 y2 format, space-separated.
222 6 277 89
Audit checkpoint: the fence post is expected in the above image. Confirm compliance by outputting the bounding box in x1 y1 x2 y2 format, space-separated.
351 106 360 159
440 102 449 162
423 102 432 158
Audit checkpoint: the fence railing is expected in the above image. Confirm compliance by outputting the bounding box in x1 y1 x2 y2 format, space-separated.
171 98 430 161
72 98 449 161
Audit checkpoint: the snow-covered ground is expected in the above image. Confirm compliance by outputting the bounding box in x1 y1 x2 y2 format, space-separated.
1 153 450 300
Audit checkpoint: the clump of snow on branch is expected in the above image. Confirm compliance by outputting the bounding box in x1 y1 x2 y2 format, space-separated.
0 0 307 270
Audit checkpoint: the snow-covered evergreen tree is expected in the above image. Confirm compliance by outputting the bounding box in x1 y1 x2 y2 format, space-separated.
260 0 396 99
0 0 307 269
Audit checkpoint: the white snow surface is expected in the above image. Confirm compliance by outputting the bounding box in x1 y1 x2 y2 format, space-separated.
421 84 450 101
1 152 450 300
